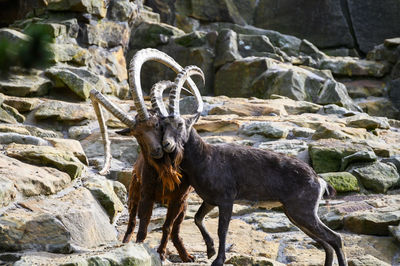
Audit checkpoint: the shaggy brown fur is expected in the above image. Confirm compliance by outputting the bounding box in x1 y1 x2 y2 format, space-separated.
120 115 198 262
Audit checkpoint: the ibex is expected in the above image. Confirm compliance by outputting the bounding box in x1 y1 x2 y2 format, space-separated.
160 66 348 266
90 48 213 262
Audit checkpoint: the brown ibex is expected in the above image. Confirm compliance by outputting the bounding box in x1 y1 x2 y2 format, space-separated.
90 48 213 262
160 66 347 266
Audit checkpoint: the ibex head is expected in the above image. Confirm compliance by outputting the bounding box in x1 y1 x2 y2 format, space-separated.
160 66 204 155
90 49 202 175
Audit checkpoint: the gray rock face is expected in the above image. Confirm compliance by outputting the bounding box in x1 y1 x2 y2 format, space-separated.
80 132 139 169
347 162 400 193
0 28 29 43
46 66 108 100
0 188 117 253
0 74 52 97
0 154 71 200
11 243 161 266
0 133 50 146
214 29 242 69
254 0 354 49
348 255 391 266
239 121 289 139
46 0 107 18
389 79 400 111
347 0 400 53
176 0 250 25
215 57 359 111
5 144 85 180
34 100 96 123
84 175 124 223
344 210 400 236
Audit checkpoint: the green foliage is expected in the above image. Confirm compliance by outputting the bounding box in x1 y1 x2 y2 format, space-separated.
0 27 52 76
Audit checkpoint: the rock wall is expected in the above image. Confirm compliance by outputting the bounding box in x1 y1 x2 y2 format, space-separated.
149 0 400 55
0 0 400 265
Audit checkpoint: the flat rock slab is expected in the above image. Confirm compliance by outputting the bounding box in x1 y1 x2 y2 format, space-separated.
346 113 390 130
0 74 51 97
2 95 42 112
318 57 390 77
5 243 161 266
0 124 60 138
5 143 85 179
80 132 139 167
34 100 96 123
0 154 71 205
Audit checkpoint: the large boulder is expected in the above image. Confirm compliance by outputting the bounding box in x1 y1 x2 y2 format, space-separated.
203 22 302 56
347 161 400 193
317 57 390 78
84 175 124 223
319 172 360 193
344 210 400 236
253 0 354 49
253 0 400 53
214 29 242 69
48 43 89 66
0 73 52 97
34 100 96 123
80 131 139 170
0 187 117 253
12 243 161 265
2 95 41 112
5 144 85 179
129 21 184 50
347 0 400 53
239 121 289 139
0 154 71 206
175 0 254 25
46 65 108 100
309 139 374 173
348 255 391 266
0 132 50 146
215 57 359 111
0 28 29 43
82 20 130 49
45 0 107 18
356 96 400 120
389 79 400 111
0 124 60 138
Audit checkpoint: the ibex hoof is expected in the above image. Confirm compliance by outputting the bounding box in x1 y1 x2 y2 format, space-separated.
207 247 216 259
182 253 195 262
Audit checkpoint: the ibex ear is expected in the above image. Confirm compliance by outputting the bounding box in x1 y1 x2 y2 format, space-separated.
116 128 132 136
185 113 200 130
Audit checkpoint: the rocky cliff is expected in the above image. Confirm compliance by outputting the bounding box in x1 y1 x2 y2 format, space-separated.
0 0 400 265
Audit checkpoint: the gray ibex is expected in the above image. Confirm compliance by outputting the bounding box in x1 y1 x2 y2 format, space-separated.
90 48 212 262
160 66 347 266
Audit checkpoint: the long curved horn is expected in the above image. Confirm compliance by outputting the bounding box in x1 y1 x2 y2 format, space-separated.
150 80 175 117
89 89 136 175
169 65 205 117
128 48 202 119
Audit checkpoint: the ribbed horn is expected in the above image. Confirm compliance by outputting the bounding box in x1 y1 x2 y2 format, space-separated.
89 89 136 175
128 48 200 119
169 65 204 117
150 80 175 117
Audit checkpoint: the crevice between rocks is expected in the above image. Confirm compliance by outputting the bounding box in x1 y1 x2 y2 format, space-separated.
339 0 364 57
